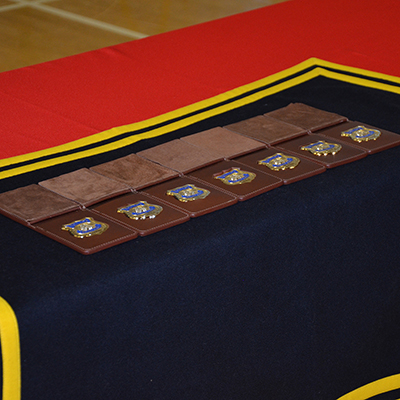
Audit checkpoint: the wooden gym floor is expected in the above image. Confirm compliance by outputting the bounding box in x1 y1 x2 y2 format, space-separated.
0 0 286 73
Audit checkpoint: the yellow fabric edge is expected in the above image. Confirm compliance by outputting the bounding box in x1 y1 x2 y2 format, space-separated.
311 57 400 85
7 55 395 169
2 57 399 171
0 58 315 169
0 68 319 180
0 297 21 400
337 373 400 400
1 57 399 170
2 60 400 179
315 67 400 95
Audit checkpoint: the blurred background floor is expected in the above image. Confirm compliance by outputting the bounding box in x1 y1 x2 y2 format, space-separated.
0 0 287 73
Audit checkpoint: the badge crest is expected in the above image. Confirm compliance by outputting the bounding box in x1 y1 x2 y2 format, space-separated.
258 153 300 171
62 217 109 238
117 201 163 220
301 140 342 156
341 125 381 142
166 184 210 202
214 167 256 185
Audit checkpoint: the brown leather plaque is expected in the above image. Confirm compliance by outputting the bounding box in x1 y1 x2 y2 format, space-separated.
224 115 308 145
180 127 266 158
137 139 223 173
233 148 326 184
188 160 282 201
91 192 190 236
0 184 79 225
90 153 179 190
317 121 400 154
39 168 131 207
142 177 238 218
275 134 367 168
34 209 138 255
265 103 348 132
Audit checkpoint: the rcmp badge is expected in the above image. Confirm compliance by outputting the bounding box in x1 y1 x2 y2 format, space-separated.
341 125 381 142
166 184 210 202
117 201 163 220
214 167 256 185
258 153 300 171
62 217 108 238
301 140 342 156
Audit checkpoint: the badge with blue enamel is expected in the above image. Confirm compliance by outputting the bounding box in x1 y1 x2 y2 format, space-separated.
214 167 256 185
117 201 163 220
341 125 381 142
301 140 341 156
62 217 109 238
166 184 210 202
258 153 300 171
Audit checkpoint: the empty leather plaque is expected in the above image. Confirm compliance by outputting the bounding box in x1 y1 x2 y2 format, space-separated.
180 127 266 158
225 115 308 145
137 139 223 173
188 160 282 201
275 134 367 168
142 177 238 218
265 103 348 132
91 192 190 236
0 184 79 225
317 121 400 154
233 147 326 184
34 209 138 255
90 153 179 190
39 168 131 207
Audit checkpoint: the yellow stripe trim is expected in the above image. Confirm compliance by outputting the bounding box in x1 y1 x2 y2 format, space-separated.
0 297 21 400
311 57 400 85
0 68 319 179
0 58 315 170
1 57 400 179
337 374 400 400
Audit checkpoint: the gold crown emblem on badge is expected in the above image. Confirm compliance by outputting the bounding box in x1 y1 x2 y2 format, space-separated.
301 140 342 156
258 153 300 171
341 125 381 142
62 217 109 238
214 167 256 185
166 184 210 202
117 201 163 220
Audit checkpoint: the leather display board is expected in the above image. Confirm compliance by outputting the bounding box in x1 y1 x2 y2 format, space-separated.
39 168 131 207
137 139 223 173
224 115 308 145
188 160 282 201
90 154 179 190
265 103 348 132
142 176 238 218
34 209 138 255
233 147 326 185
91 192 190 236
180 127 266 158
276 134 367 168
0 184 79 225
316 121 400 154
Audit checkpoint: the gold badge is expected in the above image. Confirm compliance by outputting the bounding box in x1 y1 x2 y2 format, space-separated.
62 217 109 238
301 140 342 156
117 201 163 220
258 153 300 171
166 184 210 202
214 167 256 185
341 125 381 142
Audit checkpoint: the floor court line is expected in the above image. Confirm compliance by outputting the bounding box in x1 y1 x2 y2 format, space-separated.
25 2 148 39
0 3 27 12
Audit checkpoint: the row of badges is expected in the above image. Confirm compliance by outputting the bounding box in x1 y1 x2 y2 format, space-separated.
61 129 367 239
1 118 394 253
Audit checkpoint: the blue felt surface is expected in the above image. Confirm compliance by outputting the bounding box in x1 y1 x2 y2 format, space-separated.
1 77 400 399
